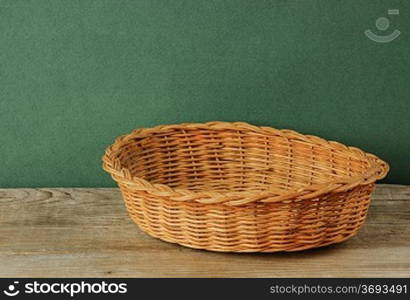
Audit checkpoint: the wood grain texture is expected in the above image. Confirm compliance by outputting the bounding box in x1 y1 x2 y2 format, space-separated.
0 184 409 278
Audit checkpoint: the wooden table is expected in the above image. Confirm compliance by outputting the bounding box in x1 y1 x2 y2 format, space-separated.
0 184 409 277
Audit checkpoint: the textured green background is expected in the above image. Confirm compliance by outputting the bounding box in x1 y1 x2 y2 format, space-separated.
0 0 409 187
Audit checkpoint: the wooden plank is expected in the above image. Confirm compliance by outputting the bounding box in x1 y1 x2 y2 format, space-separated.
0 184 409 277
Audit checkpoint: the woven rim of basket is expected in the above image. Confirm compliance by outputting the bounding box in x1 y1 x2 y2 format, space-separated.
102 122 389 206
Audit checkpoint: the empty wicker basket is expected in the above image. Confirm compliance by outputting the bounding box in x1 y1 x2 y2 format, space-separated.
102 122 389 252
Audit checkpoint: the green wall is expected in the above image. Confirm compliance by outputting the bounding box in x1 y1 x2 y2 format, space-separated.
0 0 409 187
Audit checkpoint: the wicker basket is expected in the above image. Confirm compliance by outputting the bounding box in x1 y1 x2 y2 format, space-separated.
102 122 389 252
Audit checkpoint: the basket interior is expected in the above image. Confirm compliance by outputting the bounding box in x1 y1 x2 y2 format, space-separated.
116 127 371 193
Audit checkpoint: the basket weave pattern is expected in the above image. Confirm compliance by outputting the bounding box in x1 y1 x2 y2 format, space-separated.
103 122 389 252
